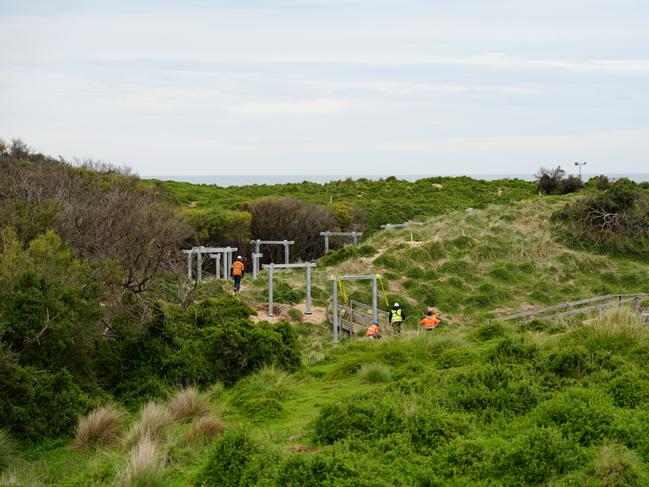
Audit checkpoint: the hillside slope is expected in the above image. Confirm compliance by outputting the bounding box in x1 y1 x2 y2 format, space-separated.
296 195 649 325
7 196 649 486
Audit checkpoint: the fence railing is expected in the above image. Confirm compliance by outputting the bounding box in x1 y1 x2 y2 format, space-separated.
325 300 390 336
498 293 649 323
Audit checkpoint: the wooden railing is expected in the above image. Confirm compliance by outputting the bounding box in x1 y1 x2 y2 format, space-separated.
498 293 649 323
325 300 390 336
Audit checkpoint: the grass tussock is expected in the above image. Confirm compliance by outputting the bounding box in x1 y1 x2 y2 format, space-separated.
119 435 164 487
125 402 172 447
358 363 392 383
72 404 123 449
186 415 226 442
590 306 645 338
168 386 211 423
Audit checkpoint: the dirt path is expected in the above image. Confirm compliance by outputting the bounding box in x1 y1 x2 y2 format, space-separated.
250 302 326 324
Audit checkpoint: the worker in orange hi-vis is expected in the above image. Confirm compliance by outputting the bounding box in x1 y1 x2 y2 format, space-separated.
231 256 245 293
366 321 382 339
420 309 441 331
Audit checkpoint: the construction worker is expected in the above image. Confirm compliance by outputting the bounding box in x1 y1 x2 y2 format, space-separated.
389 302 405 335
366 321 382 339
231 256 245 293
420 309 441 331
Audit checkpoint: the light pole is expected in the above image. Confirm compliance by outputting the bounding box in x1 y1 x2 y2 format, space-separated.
574 161 587 179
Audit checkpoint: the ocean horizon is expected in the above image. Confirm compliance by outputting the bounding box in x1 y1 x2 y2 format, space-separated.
142 173 649 187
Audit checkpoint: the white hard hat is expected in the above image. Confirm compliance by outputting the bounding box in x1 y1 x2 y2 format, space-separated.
237 255 242 259
394 302 400 307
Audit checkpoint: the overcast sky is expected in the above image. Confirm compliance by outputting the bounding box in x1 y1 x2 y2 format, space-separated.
1 0 648 176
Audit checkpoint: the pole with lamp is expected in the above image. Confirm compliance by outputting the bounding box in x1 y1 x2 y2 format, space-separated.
574 161 587 179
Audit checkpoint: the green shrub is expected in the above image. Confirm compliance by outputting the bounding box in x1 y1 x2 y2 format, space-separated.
607 372 647 408
488 336 539 363
472 322 505 341
534 389 615 446
357 363 392 383
0 348 94 442
492 426 581 485
311 395 404 444
287 308 303 323
406 408 469 451
545 346 593 379
264 281 305 305
195 428 263 486
435 348 475 369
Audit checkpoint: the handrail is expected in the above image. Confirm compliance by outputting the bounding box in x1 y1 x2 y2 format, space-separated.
499 293 649 322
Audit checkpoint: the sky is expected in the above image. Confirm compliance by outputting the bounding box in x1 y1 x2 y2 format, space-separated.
1 0 648 177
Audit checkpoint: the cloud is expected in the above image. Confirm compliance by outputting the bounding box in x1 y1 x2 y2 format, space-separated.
226 99 353 114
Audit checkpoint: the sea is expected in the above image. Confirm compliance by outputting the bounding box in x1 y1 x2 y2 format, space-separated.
142 174 649 187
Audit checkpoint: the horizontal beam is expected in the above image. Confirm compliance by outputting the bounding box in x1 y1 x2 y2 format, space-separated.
319 231 363 237
330 274 379 281
263 263 317 269
250 240 295 245
183 247 238 254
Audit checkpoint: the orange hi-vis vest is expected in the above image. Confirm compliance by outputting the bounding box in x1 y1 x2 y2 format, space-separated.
420 315 440 329
366 324 380 336
232 260 245 276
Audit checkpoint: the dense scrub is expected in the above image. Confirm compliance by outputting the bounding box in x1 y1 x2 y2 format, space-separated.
553 179 649 261
194 309 649 486
160 176 536 240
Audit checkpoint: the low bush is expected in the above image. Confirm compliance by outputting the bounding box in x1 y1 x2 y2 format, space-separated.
264 281 305 305
545 346 593 379
73 405 123 449
318 245 377 266
232 365 295 420
195 428 263 487
357 363 392 383
534 389 615 446
311 394 404 444
168 387 211 423
492 425 581 484
0 353 94 441
607 372 647 408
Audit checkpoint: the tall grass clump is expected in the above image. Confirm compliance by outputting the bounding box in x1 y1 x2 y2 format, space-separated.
168 386 210 423
358 362 392 383
125 402 172 447
119 435 164 487
575 307 645 351
186 414 226 442
0 429 14 473
588 443 647 486
72 404 123 449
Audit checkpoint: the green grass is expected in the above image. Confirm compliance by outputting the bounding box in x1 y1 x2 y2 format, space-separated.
9 194 649 486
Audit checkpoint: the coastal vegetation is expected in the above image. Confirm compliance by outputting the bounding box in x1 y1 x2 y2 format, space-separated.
1 139 648 485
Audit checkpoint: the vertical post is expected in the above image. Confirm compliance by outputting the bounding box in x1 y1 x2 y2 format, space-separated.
222 250 228 280
252 254 257 279
352 232 358 247
197 248 203 281
332 275 339 342
635 295 641 314
215 254 221 279
284 240 289 264
371 274 378 323
324 232 330 253
255 239 261 255
226 248 232 280
268 263 274 317
187 251 192 280
305 264 312 315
